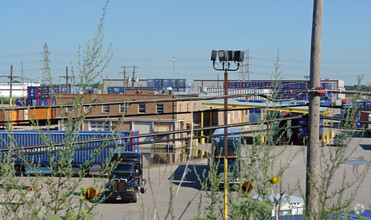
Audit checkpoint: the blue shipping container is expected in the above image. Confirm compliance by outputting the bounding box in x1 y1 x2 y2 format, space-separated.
241 82 247 88
108 87 125 94
27 87 38 99
38 99 48 106
16 99 27 106
0 130 139 166
154 79 163 88
147 79 155 88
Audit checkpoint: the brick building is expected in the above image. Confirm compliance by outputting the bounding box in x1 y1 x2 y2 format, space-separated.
54 93 200 150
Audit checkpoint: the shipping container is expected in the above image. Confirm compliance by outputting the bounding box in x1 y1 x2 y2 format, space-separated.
228 82 235 88
163 79 172 88
16 109 25 124
0 130 139 166
147 79 155 88
27 99 38 106
154 79 163 88
107 87 125 94
28 108 55 121
16 98 27 106
0 110 17 125
176 79 194 88
241 82 247 88
27 86 38 99
38 99 48 106
235 82 241 89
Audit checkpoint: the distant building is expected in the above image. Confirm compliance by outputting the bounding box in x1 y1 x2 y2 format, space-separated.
0 82 40 98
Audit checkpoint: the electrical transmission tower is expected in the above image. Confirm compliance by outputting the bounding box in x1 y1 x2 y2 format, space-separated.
41 42 51 85
239 49 250 81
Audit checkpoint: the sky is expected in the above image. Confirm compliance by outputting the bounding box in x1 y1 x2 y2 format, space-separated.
0 0 370 86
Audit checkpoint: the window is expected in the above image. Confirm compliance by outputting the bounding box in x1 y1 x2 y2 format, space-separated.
194 103 196 111
89 121 111 131
179 103 182 112
139 104 146 113
66 106 73 113
157 104 164 114
187 103 189 112
102 105 110 113
84 106 92 114
120 104 128 114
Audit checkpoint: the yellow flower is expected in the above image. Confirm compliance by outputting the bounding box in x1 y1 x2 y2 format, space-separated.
85 187 99 200
270 177 281 184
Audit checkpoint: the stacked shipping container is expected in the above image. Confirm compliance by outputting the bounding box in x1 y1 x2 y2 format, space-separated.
0 130 139 166
226 80 335 106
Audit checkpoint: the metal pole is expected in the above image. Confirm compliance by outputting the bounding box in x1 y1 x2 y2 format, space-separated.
223 69 229 220
132 65 136 88
123 66 126 94
66 66 69 94
9 65 13 108
9 65 13 130
306 0 323 218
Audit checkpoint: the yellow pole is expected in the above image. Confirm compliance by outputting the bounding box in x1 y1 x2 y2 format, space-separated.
325 111 329 144
322 112 325 143
261 109 264 143
330 109 334 138
200 105 205 144
224 157 228 220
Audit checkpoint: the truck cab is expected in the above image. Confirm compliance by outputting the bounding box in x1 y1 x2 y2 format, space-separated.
104 152 147 203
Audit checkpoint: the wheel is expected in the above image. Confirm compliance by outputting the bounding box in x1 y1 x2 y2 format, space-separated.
132 189 138 203
140 179 147 194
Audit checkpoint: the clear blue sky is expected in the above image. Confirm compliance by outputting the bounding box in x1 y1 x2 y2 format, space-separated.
0 0 370 85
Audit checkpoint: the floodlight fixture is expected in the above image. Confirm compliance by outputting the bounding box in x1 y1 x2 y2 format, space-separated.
211 49 244 71
211 50 217 61
227 50 234 61
218 50 227 62
233 50 244 62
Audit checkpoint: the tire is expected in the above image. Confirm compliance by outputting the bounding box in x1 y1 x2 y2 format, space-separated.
132 189 138 203
141 179 147 194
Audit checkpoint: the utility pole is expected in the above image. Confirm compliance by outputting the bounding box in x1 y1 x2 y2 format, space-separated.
59 66 71 93
132 65 136 88
0 65 21 130
123 66 126 93
120 66 138 91
10 65 13 108
306 0 323 219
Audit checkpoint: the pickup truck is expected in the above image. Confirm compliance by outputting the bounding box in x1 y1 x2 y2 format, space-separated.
104 152 147 203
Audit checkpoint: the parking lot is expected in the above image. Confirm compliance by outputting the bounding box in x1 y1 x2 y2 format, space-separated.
87 133 371 219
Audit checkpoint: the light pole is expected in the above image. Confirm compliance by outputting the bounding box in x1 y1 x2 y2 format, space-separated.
172 56 175 78
210 50 244 220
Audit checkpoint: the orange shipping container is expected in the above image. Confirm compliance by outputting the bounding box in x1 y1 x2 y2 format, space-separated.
28 108 55 121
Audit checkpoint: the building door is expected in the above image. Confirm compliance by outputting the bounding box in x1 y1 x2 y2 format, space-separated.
132 122 153 166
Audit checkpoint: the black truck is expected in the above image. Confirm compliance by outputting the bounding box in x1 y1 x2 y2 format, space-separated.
104 152 147 203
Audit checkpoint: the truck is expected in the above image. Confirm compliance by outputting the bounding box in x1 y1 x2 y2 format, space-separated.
208 128 241 190
104 152 147 203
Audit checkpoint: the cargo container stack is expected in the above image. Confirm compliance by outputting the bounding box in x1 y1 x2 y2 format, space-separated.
18 85 73 107
0 130 139 167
